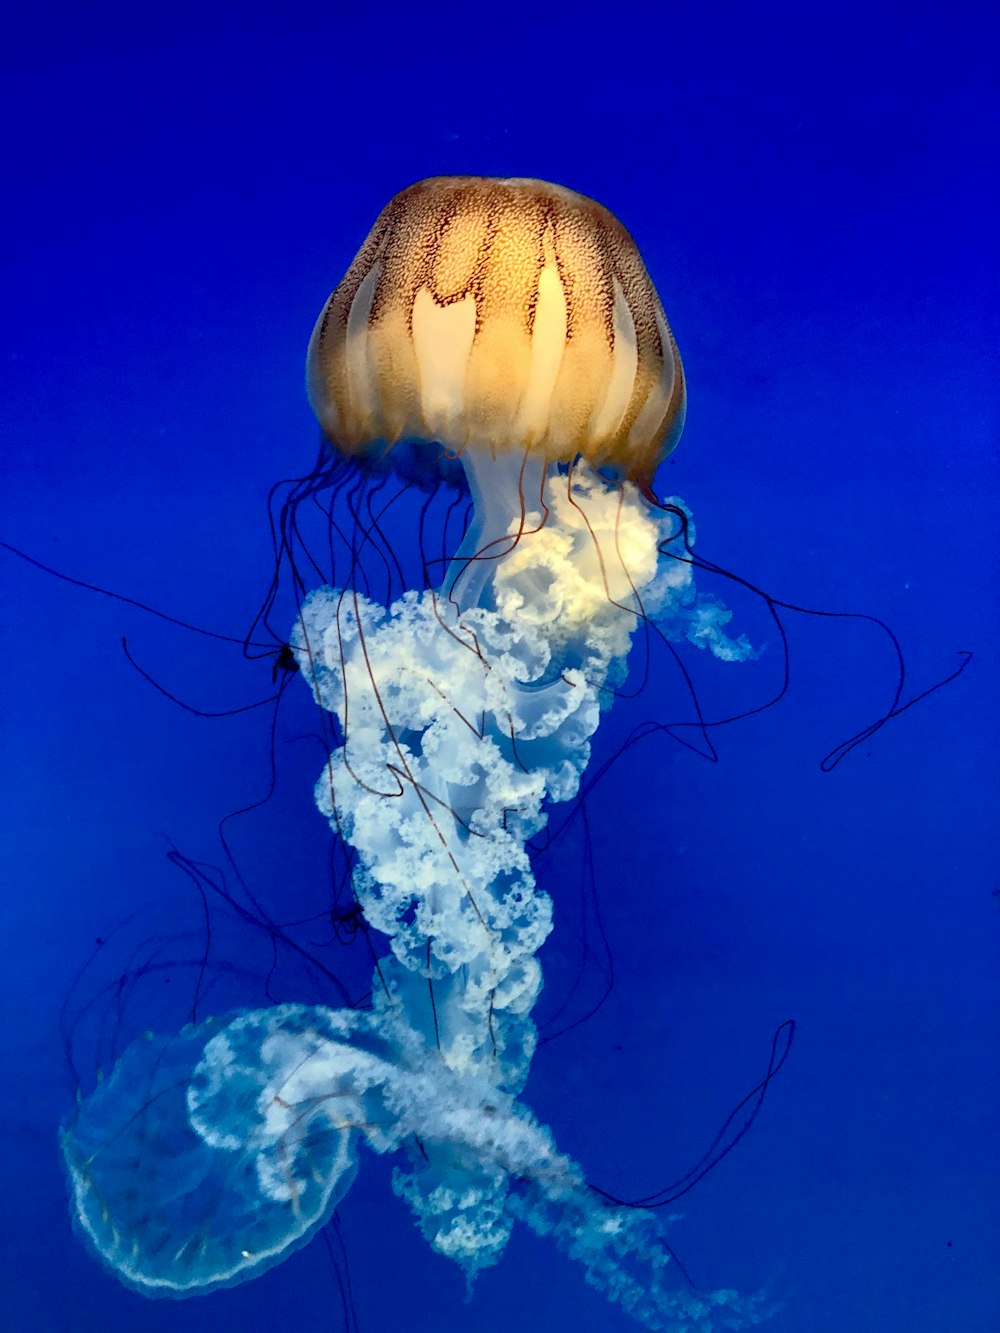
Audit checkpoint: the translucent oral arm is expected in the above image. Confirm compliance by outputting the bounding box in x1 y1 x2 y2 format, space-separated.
62 453 754 1326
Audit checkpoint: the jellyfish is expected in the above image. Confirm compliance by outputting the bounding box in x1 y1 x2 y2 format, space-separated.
61 178 757 1329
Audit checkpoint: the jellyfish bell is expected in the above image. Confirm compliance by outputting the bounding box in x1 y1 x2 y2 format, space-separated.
307 175 686 489
61 176 758 1328
305 176 693 619
62 1009 363 1297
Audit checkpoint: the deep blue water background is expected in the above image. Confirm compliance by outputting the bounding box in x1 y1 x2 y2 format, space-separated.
1 3 997 1331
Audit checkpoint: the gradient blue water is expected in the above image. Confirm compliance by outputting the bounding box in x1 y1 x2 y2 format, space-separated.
1 4 997 1331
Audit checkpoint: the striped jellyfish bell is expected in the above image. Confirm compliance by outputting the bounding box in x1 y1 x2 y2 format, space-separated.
307 176 685 488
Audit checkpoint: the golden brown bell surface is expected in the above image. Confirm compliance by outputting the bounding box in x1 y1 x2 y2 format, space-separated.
307 177 685 483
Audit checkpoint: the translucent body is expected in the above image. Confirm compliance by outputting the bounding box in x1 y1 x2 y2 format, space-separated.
62 1009 359 1296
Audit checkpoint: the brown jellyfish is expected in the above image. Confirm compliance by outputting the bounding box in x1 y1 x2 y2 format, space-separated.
59 176 755 1330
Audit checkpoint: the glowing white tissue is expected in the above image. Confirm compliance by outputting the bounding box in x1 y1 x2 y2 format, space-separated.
62 453 754 1328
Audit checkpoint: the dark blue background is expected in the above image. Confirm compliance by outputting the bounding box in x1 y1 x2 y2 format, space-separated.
1 3 997 1330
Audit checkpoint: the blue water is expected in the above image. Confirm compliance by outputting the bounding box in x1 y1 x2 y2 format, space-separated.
1 4 997 1330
